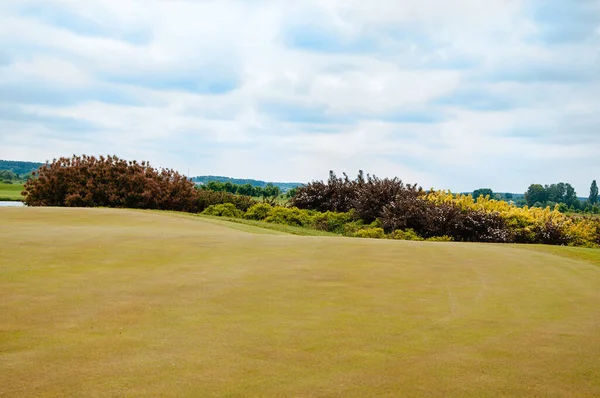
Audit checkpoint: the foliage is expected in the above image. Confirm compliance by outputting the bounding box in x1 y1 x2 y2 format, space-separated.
286 187 298 198
265 207 314 227
192 175 300 192
288 170 599 247
391 229 424 241
311 210 356 233
201 203 243 218
590 180 598 205
426 191 600 247
353 227 386 239
473 188 493 199
23 155 199 212
524 182 580 209
426 235 454 242
244 203 274 220
290 170 423 223
196 189 256 212
0 160 44 178
0 169 19 182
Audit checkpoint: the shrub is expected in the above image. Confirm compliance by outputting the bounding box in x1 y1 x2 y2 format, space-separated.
244 203 273 220
290 170 424 224
23 155 199 212
342 221 366 236
201 203 243 218
426 235 454 242
391 229 424 241
196 189 256 212
311 210 356 233
265 207 312 227
353 227 386 239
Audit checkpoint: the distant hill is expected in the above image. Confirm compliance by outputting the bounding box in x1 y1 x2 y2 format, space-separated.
0 160 44 177
192 175 302 192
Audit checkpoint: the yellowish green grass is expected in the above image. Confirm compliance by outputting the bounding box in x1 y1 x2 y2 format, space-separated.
0 182 24 201
1 208 600 397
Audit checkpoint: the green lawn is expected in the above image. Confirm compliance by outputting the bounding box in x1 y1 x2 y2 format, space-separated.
1 208 599 397
0 183 24 201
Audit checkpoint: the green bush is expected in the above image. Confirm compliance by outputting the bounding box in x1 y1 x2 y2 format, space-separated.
196 190 256 212
244 203 273 220
265 207 312 227
354 228 386 239
201 203 243 218
391 228 424 241
341 220 366 236
426 235 454 242
311 210 356 233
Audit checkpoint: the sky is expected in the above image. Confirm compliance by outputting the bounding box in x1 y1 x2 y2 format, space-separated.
0 0 599 194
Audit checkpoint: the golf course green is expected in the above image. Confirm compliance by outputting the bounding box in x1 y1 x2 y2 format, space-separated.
1 207 599 396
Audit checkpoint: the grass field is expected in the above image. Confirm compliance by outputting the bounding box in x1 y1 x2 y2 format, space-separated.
1 208 599 397
0 182 24 201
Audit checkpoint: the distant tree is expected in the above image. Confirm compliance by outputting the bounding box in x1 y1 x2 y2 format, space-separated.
263 183 280 199
504 193 513 200
564 183 578 208
525 184 547 207
237 183 254 196
590 180 598 205
0 170 18 181
546 183 566 204
473 188 493 199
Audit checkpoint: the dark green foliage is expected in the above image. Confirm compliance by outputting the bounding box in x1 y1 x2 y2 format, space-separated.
523 182 580 210
0 160 44 178
311 210 356 234
199 180 282 199
193 175 300 192
473 188 493 199
590 180 598 205
525 184 548 207
196 190 256 212
286 187 298 199
0 170 19 181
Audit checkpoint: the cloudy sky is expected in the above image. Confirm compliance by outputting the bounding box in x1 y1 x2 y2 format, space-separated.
0 0 599 194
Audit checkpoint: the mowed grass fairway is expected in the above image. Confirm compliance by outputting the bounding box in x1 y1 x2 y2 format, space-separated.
0 183 24 201
1 208 600 397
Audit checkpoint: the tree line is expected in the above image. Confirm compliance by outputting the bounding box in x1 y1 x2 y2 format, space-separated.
523 180 598 213
20 156 600 247
192 175 300 192
289 171 600 246
0 160 43 182
470 180 599 214
199 180 282 199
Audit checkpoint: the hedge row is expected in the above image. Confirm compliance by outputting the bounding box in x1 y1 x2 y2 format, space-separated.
289 171 600 247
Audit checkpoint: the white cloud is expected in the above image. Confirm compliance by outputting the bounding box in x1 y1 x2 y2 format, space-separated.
0 0 599 194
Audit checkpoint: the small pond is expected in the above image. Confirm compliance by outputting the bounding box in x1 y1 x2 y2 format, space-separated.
0 201 24 207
